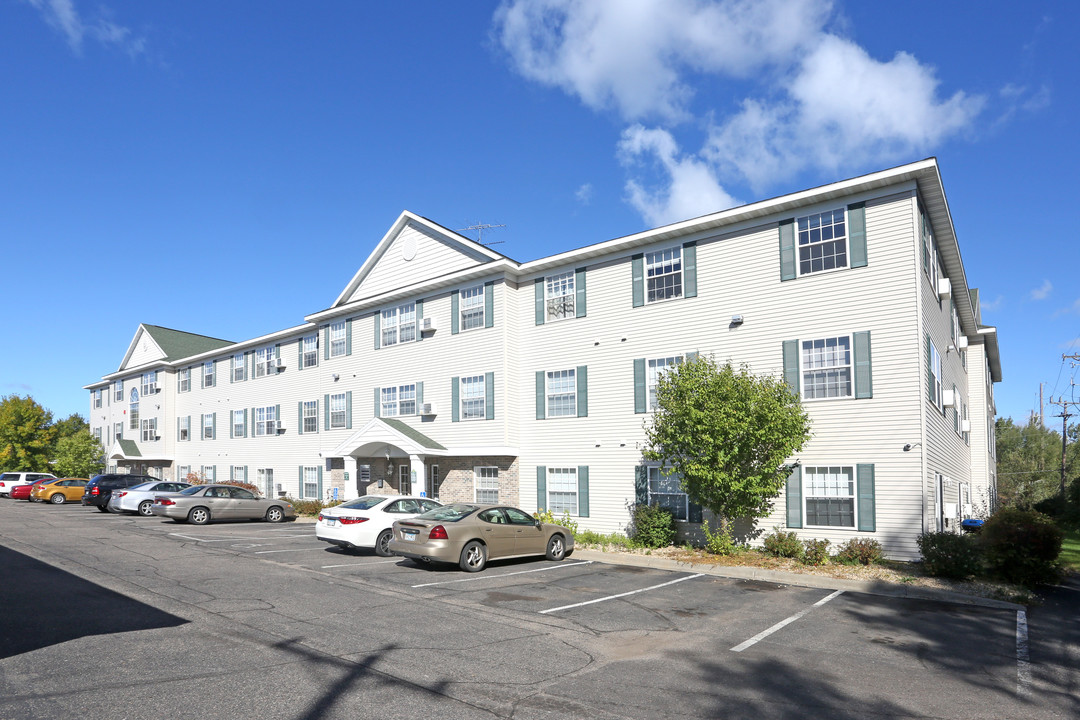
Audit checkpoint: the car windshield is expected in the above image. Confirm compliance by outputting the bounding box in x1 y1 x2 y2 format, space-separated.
179 486 205 496
129 482 155 491
338 496 386 511
415 503 478 522
0 474 14 482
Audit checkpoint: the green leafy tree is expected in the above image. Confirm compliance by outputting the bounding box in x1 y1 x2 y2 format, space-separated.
49 413 89 462
643 356 811 534
995 416 1080 508
0 395 56 471
53 429 105 478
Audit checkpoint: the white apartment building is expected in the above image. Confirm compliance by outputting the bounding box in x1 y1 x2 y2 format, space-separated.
84 158 1000 559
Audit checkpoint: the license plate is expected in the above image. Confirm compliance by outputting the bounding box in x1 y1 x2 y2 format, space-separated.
402 532 417 541
325 518 337 527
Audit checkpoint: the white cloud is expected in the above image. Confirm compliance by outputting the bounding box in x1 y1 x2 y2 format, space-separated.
980 295 1004 313
1053 298 1080 317
494 0 831 122
24 0 145 57
618 125 738 227
575 182 594 204
1030 279 1053 301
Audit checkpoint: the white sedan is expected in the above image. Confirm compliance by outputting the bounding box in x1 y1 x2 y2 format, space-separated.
108 481 192 516
316 495 442 556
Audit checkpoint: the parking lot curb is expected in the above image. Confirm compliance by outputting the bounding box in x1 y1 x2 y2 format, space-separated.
572 549 1026 611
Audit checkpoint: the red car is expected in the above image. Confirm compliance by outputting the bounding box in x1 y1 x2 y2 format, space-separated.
12 478 54 501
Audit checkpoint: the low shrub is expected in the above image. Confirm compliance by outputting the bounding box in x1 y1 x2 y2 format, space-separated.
833 537 883 566
534 508 580 535
980 507 1063 586
630 503 676 548
575 529 634 548
283 497 331 516
702 523 738 556
801 538 830 566
762 528 804 559
917 531 982 579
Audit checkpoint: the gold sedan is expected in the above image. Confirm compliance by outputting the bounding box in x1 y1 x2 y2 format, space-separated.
31 478 90 504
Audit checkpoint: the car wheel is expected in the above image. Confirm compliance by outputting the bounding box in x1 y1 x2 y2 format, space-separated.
96 505 110 513
265 506 284 523
459 540 487 572
546 534 566 561
138 500 154 517
188 507 210 525
50 493 65 505
375 529 393 557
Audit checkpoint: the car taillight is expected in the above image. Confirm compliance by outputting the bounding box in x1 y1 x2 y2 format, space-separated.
157 498 175 506
116 491 127 498
91 487 100 495
428 525 448 540
317 513 324 521
339 516 368 525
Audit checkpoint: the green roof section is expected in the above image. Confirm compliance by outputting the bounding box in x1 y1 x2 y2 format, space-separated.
142 324 234 362
116 439 142 457
378 418 446 450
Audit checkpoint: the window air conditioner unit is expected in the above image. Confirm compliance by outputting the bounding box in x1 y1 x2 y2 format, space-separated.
937 277 952 300
420 402 438 416
941 389 957 409
276 423 285 434
961 419 971 433
956 336 969 349
421 317 436 332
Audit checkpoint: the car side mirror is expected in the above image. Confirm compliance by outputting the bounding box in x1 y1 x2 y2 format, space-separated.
535 518 542 528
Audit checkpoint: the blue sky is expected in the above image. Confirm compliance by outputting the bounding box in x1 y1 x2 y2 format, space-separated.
2 1 1077 427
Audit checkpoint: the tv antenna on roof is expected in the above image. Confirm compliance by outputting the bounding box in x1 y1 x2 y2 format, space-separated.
458 222 506 246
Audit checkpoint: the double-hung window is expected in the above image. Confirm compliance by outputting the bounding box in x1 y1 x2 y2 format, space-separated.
178 368 191 393
302 335 318 369
113 381 124 402
203 361 215 388
474 467 499 504
804 466 855 528
802 336 852 399
459 285 484 331
141 371 157 396
178 416 190 442
647 466 688 521
648 356 682 409
141 418 157 442
546 369 576 417
303 467 319 499
129 389 139 430
546 271 575 321
645 247 682 303
233 409 246 438
232 353 246 382
302 400 318 433
202 466 216 483
382 302 416 346
329 320 347 357
380 385 416 417
329 393 347 428
202 413 215 440
258 468 274 498
255 347 274 377
928 339 943 411
92 389 102 408
114 422 123 440
460 375 485 420
546 467 578 515
255 406 277 436
797 208 847 275
232 466 246 484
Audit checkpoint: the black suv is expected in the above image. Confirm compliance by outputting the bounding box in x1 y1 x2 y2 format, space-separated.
82 474 157 512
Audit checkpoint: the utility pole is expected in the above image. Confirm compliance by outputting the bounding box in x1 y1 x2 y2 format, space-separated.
1039 382 1044 426
1050 352 1080 500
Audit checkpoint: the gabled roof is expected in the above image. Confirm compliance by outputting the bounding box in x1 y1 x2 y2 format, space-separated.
118 324 233 372
329 417 448 458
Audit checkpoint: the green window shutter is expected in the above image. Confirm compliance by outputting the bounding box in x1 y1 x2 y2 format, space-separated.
536 466 547 511
298 466 304 499
953 384 959 432
535 371 546 420
344 393 351 429
345 318 353 356
485 372 495 420
416 382 424 408
484 281 494 329
575 267 587 317
229 357 234 384
323 325 330 360
682 242 697 298
926 335 933 401
416 299 424 342
631 253 644 307
451 292 459 334
318 466 323 500
297 401 304 436
451 377 460 422
243 465 248 485
374 312 381 350
577 465 589 518
373 388 380 418
853 331 873 399
576 365 588 417
779 218 796 281
688 500 703 524
243 408 248 438
534 278 545 326
634 466 648 506
921 211 929 272
783 340 800 394
786 465 802 528
212 413 217 440
848 202 867 268
685 350 699 361
298 339 304 371
325 394 331 427
186 416 190 441
857 464 876 532
633 358 646 414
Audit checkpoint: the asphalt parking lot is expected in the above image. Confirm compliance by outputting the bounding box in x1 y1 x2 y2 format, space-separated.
1 499 1076 719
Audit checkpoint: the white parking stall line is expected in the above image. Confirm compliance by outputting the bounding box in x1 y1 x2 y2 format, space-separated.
322 559 401 569
412 561 594 588
730 590 844 653
538 572 702 614
252 547 329 554
1017 610 1031 697
168 533 313 543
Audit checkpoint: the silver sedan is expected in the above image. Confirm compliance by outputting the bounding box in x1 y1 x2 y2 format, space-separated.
150 484 296 524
